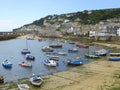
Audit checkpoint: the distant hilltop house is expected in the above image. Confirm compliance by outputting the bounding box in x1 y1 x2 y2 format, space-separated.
12 8 120 40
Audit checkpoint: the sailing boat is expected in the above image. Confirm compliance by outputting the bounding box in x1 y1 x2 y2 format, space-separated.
21 38 31 55
41 36 53 52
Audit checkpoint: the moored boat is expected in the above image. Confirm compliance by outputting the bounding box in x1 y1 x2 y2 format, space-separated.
46 52 57 55
68 48 78 52
29 74 43 86
84 54 100 59
109 53 120 56
0 75 4 83
76 43 89 48
21 38 31 55
65 59 83 65
21 48 31 55
2 60 12 68
108 57 120 61
95 49 107 56
49 43 62 48
27 37 34 40
26 54 35 60
42 46 53 52
68 41 75 44
44 59 57 67
19 61 32 67
46 55 59 61
57 52 67 56
38 38 42 41
18 84 30 90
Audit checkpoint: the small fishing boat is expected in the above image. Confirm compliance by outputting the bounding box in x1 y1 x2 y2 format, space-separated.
108 57 120 61
68 41 75 44
46 55 59 61
18 84 30 90
76 43 89 48
42 46 53 52
46 52 57 55
21 38 31 55
0 75 4 83
38 38 42 41
29 74 43 86
68 48 78 52
27 37 34 40
84 54 100 59
49 43 62 48
57 52 67 56
95 49 107 56
2 60 12 68
109 53 120 56
44 59 57 67
26 54 35 60
65 59 83 65
21 48 31 55
19 61 32 67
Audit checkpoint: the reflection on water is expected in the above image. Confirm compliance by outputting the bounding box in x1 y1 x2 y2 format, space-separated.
0 38 109 82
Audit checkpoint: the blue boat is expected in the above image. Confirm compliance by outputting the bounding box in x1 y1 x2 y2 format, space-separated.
2 60 12 68
26 54 35 60
108 57 120 61
43 59 57 67
21 38 31 55
46 52 57 55
65 59 83 65
21 49 31 55
68 48 78 52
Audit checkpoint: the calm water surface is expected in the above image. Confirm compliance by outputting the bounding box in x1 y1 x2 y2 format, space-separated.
0 38 107 82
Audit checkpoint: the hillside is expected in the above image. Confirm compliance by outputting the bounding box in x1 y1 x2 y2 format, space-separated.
13 8 120 37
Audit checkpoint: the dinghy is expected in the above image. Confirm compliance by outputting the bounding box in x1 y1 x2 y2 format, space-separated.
29 74 43 86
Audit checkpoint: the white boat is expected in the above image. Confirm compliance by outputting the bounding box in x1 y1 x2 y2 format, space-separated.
68 48 78 52
2 60 12 68
46 55 59 61
26 54 35 60
109 53 120 56
57 52 67 55
49 43 62 48
42 46 53 52
21 38 31 55
29 74 43 86
19 61 32 67
18 84 30 90
44 59 57 67
95 49 107 56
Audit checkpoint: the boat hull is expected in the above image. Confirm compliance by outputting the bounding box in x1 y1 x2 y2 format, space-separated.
30 75 43 86
44 59 57 66
84 54 100 59
108 57 120 61
2 61 12 68
65 59 83 65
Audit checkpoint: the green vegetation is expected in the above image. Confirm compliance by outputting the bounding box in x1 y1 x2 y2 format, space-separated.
32 8 120 26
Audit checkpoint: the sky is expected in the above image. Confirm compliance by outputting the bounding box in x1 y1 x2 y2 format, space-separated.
0 0 119 32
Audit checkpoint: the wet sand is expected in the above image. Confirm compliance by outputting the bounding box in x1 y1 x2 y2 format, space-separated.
39 58 120 90
1 56 120 90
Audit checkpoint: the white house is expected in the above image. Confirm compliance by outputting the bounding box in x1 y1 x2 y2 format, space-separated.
117 28 120 36
89 31 95 37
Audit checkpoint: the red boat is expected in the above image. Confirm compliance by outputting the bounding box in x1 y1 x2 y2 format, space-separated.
76 43 89 48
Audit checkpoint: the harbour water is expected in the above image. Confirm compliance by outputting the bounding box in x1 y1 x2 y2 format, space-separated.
0 38 107 82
